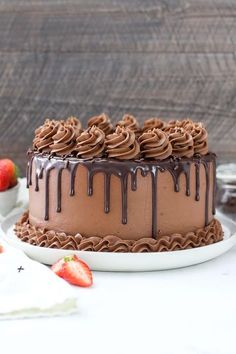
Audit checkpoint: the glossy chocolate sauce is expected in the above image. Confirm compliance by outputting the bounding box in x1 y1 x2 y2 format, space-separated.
27 151 216 239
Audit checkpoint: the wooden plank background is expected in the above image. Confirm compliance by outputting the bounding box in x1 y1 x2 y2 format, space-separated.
0 0 236 173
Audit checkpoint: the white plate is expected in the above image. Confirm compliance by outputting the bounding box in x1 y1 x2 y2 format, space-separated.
1 210 236 271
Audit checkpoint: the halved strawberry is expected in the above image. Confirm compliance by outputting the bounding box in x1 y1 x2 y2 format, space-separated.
51 255 93 287
62 255 93 287
51 257 65 277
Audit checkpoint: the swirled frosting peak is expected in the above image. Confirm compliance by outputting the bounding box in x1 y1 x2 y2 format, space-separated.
139 128 172 160
88 113 113 135
49 123 76 155
75 125 105 159
105 126 140 160
168 127 194 157
164 118 194 133
143 118 166 132
186 122 208 155
66 116 82 135
33 119 59 152
116 114 140 135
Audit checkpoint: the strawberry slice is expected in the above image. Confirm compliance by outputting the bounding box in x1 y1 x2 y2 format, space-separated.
52 255 93 287
51 257 65 277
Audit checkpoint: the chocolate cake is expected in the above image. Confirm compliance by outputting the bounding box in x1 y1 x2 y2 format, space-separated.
15 114 223 252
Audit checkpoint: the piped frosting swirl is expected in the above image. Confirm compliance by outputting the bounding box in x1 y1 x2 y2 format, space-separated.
143 118 166 132
88 113 113 135
75 126 105 159
49 123 76 155
105 126 140 160
139 128 172 160
33 119 59 152
186 123 208 155
116 114 140 135
66 116 82 136
168 128 194 158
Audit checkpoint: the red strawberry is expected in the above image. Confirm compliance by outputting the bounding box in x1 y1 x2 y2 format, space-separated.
51 257 65 277
0 159 19 188
52 255 93 287
0 167 10 191
0 159 15 178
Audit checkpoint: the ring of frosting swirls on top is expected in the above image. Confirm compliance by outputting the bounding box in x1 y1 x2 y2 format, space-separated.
139 128 172 160
75 125 105 159
88 113 113 135
105 126 140 160
168 127 194 158
32 115 209 159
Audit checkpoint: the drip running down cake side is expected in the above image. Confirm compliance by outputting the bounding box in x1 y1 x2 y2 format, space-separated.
15 115 223 252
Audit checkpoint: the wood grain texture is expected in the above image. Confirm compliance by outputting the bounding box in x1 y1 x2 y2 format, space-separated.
0 0 235 173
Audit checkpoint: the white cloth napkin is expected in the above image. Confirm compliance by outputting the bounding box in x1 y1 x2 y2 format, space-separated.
0 242 78 320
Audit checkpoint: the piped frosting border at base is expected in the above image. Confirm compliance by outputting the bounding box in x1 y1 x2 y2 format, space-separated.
15 211 223 253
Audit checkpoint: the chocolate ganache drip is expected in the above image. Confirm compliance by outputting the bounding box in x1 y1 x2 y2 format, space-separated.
27 152 216 239
139 128 172 160
88 113 113 135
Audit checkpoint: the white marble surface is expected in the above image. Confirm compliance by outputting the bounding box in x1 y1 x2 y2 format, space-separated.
1 179 236 354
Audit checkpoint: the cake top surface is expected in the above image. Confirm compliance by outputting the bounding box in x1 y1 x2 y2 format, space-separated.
32 114 209 160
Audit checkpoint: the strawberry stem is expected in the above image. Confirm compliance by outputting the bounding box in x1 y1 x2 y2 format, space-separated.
64 255 74 262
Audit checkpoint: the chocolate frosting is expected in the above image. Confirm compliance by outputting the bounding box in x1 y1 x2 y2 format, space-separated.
75 125 105 159
168 128 194 158
88 113 113 135
143 118 166 131
139 128 172 160
15 212 223 252
33 119 59 152
164 119 194 133
186 123 208 155
66 116 82 136
116 114 140 135
105 126 140 160
49 123 77 155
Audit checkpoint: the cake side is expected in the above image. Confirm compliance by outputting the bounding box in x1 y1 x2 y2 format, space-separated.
27 153 216 240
